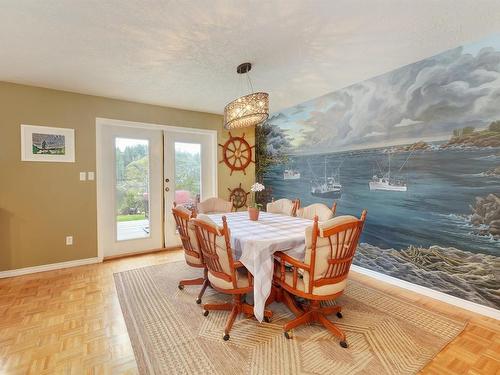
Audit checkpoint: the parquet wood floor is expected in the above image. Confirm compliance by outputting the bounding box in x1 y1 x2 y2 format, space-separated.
0 250 498 374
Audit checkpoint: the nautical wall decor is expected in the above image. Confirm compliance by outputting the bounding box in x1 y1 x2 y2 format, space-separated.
219 132 255 175
228 183 250 210
256 34 500 309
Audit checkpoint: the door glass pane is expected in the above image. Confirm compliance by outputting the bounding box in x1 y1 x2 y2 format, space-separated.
174 142 201 210
115 138 150 241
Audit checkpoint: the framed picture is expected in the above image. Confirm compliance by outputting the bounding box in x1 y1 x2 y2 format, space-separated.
21 124 75 162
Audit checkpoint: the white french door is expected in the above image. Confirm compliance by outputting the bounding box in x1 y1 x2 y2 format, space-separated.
98 124 164 257
163 130 217 248
97 119 217 257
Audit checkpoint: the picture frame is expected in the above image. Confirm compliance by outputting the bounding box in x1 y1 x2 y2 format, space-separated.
21 124 75 162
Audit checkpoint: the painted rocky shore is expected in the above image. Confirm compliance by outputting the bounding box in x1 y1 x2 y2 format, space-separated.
354 244 500 309
471 193 500 239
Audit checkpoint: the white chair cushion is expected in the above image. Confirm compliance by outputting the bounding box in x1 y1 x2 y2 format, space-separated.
276 267 346 295
302 215 359 295
185 220 203 265
198 197 232 214
266 198 294 216
208 269 250 290
196 214 237 285
297 203 334 221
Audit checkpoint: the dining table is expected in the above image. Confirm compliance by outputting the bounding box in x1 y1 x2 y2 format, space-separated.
206 211 313 322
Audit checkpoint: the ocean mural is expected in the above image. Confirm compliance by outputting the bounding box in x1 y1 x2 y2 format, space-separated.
256 34 500 309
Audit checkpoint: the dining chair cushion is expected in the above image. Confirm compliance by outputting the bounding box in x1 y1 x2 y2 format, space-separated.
276 267 346 296
196 214 224 235
266 198 295 216
302 215 359 294
196 214 237 287
297 203 334 221
172 206 202 266
209 269 250 290
197 197 233 214
175 205 192 216
186 220 203 266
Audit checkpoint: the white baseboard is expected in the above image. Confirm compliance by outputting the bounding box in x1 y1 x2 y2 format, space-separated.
0 257 102 279
351 265 500 320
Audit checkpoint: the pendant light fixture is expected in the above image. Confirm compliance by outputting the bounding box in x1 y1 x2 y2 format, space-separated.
224 62 269 130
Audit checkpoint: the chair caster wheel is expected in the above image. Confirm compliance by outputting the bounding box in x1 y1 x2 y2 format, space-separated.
196 298 202 304
203 310 209 317
336 311 343 319
178 284 184 290
340 340 348 348
284 331 292 339
223 333 230 341
264 316 271 323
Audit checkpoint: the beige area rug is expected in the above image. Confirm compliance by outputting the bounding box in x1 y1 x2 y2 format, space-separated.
114 261 466 375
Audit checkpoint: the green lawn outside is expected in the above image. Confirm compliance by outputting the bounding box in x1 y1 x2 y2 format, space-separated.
116 214 146 222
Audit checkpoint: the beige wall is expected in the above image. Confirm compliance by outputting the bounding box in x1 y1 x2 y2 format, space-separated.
0 82 255 271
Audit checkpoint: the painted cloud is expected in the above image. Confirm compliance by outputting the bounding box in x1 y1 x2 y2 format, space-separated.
266 35 500 153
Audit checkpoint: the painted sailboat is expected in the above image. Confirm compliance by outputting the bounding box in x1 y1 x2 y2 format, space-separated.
283 169 301 180
311 158 342 197
369 152 409 192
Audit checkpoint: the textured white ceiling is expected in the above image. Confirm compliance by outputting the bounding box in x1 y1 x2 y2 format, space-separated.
1 0 500 114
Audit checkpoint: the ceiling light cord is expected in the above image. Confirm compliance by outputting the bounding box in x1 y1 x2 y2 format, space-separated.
246 72 254 94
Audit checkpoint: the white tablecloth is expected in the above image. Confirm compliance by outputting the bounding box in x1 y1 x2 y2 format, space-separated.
207 211 312 322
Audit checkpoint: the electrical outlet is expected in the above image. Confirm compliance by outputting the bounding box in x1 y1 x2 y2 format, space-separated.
79 172 86 181
66 236 73 245
87 171 95 181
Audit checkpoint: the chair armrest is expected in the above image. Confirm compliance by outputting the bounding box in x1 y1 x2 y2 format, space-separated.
233 260 253 284
275 251 310 290
274 251 310 271
233 261 245 269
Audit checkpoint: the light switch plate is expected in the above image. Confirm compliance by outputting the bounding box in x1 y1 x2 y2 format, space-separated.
87 171 95 181
79 172 86 181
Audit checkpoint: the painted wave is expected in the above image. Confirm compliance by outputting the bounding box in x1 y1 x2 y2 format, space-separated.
354 243 500 309
474 154 500 161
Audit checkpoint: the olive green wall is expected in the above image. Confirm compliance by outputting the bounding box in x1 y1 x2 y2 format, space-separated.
0 81 255 271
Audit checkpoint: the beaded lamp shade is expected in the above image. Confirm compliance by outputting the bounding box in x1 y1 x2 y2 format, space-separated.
223 62 269 130
224 92 269 130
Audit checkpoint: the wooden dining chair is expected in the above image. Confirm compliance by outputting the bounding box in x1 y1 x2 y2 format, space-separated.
274 210 367 348
296 202 337 221
266 198 296 216
292 198 301 216
192 214 272 341
172 204 209 304
197 197 233 214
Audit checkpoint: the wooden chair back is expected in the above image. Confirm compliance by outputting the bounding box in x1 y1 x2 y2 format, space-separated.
192 215 238 289
171 205 201 262
306 210 367 293
292 199 301 216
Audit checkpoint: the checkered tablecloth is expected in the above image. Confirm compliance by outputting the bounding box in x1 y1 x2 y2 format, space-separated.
207 211 313 322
